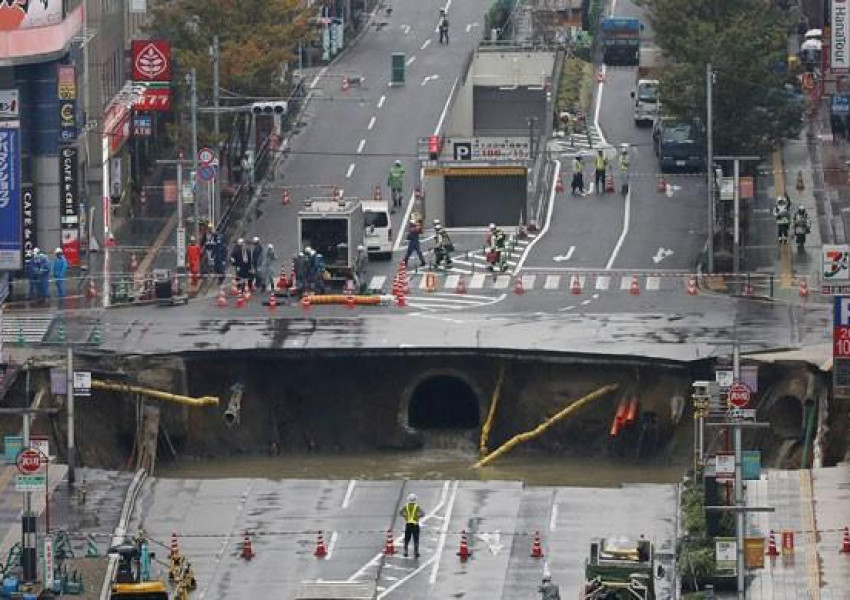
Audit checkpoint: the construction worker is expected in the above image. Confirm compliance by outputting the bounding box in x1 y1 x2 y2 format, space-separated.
354 245 369 293
489 223 506 250
774 195 791 244
35 248 50 301
295 251 308 296
594 149 608 194
404 219 425 269
209 233 227 285
571 156 585 195
438 9 450 44
250 236 263 289
26 249 40 300
186 236 202 287
230 238 251 291
618 144 630 195
399 493 424 557
53 248 68 301
538 575 561 600
258 243 277 292
433 224 454 269
387 160 406 211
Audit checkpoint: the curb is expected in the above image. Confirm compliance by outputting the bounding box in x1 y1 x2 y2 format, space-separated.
99 469 147 600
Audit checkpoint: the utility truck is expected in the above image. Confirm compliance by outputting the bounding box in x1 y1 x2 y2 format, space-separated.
582 537 656 600
297 197 365 287
600 17 642 66
631 46 663 126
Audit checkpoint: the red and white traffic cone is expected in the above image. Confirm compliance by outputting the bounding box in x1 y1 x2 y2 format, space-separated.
630 275 641 296
86 279 98 300
570 275 582 295
396 292 407 308
281 188 291 205
766 530 779 557
235 290 246 308
657 176 667 194
840 526 850 553
314 531 327 558
130 253 139 272
268 292 277 312
514 277 525 295
341 76 350 91
743 279 754 296
169 532 180 560
555 175 564 193
530 531 544 558
605 173 615 193
455 275 467 294
300 295 312 314
456 530 471 561
686 276 698 296
241 531 255 560
383 529 395 555
798 278 810 298
216 288 228 308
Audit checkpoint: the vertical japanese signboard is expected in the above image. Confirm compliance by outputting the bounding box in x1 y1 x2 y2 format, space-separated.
58 65 77 143
0 127 22 271
59 147 80 266
834 296 850 393
22 185 36 262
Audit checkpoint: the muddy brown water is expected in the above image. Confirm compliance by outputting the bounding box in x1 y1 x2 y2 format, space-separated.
160 432 687 486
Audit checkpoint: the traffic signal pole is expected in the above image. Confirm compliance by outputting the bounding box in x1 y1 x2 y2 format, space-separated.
21 367 36 582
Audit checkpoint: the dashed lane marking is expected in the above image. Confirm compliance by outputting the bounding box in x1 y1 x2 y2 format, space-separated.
377 95 386 108
368 116 377 130
346 163 356 178
421 39 431 50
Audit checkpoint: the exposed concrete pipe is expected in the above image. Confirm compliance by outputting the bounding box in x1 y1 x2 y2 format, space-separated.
473 383 618 468
91 380 219 406
223 383 244 427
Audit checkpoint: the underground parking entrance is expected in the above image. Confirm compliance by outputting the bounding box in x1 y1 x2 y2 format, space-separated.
407 374 481 430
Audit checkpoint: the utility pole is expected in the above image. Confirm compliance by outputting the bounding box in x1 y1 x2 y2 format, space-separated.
706 63 715 273
190 69 200 239
715 156 760 275
21 366 36 582
211 36 220 137
157 156 193 269
66 346 75 487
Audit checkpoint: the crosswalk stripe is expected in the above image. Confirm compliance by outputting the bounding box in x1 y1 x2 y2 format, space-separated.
451 258 474 267
544 275 560 290
418 275 430 290
368 275 386 291
445 274 460 290
521 274 536 290
595 275 610 290
646 276 660 291
494 275 511 289
620 276 632 291
469 273 486 289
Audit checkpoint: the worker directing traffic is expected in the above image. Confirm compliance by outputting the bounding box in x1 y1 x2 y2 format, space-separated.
399 493 424 558
387 160 406 212
539 575 561 599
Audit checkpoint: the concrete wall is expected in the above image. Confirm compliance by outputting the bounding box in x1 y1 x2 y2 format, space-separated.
469 51 555 88
422 173 446 224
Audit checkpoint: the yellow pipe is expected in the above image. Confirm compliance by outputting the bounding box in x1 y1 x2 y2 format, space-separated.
91 380 219 406
473 384 618 468
479 363 506 457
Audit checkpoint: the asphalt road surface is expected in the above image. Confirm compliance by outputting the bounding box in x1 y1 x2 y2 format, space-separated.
128 477 678 599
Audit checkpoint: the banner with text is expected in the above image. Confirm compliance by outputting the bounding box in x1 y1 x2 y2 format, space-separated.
59 146 80 266
0 127 22 271
833 0 850 73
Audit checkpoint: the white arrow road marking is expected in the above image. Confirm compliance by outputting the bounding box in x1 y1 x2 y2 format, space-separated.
553 246 575 262
400 24 411 34
652 248 674 264
406 56 416 66
421 39 431 50
342 479 356 509
377 95 386 108
346 163 356 178
477 531 505 555
665 184 681 197
421 75 440 86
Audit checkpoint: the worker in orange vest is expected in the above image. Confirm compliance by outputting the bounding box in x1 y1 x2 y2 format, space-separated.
186 236 203 286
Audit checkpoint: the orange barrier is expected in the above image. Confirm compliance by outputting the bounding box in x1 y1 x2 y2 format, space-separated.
625 396 638 424
302 294 382 306
610 397 628 437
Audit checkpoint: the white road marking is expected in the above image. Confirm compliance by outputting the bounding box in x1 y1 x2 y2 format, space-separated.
515 159 561 272
646 276 660 291
401 24 411 34
342 479 357 509
521 274 536 290
326 531 339 560
651 247 674 264
605 186 630 270
310 66 329 89
620 276 634 291
559 305 576 312
596 276 610 290
592 293 600 299
357 139 366 154
544 275 560 290
581 299 592 306
377 95 386 108
421 39 431 50
421 75 439 86
368 275 386 290
445 274 460 290
406 56 416 66
434 75 459 136
553 246 575 262
346 163 356 178
494 275 511 289
429 480 460 584
549 504 558 531
466 23 472 32
469 273 485 288
368 115 377 130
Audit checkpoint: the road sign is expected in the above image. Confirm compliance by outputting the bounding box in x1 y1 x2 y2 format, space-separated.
714 453 735 479
176 226 186 268
198 147 215 165
16 448 45 474
715 370 734 388
73 371 91 396
15 473 46 492
728 382 751 408
197 164 216 182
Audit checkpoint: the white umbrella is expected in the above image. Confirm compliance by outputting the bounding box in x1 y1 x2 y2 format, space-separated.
805 28 823 39
801 38 823 52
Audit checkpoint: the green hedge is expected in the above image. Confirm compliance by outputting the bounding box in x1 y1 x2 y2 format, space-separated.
556 57 593 116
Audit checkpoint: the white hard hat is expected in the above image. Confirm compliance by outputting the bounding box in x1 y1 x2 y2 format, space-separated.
55 247 63 254
33 247 40 254
395 159 402 166
267 243 274 249
408 493 417 503
252 236 260 243
489 223 496 229
237 238 244 244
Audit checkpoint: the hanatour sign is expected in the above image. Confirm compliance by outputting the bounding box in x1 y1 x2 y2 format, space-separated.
833 0 850 74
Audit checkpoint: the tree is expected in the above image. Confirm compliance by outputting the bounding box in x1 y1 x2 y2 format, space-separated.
146 0 315 146
642 0 803 155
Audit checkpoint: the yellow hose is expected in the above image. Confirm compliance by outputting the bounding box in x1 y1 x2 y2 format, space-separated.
473 384 618 468
303 294 382 305
479 363 506 457
91 380 219 406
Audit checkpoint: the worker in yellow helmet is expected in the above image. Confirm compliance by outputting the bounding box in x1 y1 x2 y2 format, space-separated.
399 493 424 557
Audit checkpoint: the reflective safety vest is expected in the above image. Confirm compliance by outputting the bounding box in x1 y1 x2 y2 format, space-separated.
595 155 606 171
403 503 421 524
619 155 630 171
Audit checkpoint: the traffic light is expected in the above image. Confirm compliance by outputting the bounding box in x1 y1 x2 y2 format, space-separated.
251 101 288 116
428 135 441 160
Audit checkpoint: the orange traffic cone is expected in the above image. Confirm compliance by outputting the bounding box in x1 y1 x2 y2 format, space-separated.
235 290 246 308
657 176 667 193
341 76 350 91
798 278 810 298
130 253 139 272
570 275 582 295
170 532 180 560
766 530 779 556
456 275 467 294
86 279 98 300
300 295 312 314
514 276 525 295
396 292 407 308
268 292 277 312
241 531 255 560
314 531 327 558
555 175 564 193
743 279 754 296
281 188 291 205
629 276 640 296
530 531 544 558
277 267 288 291
346 293 356 310
605 173 615 193
840 526 850 553
392 274 402 296
686 276 698 296
216 288 228 308
383 529 395 555
456 530 471 561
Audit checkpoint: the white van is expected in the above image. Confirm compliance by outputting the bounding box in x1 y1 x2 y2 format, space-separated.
361 201 393 259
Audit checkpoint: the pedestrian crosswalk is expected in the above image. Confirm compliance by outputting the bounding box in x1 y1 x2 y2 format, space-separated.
0 313 54 344
551 124 605 157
